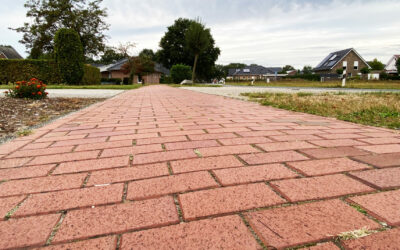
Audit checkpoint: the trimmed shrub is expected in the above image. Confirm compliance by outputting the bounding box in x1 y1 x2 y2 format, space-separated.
283 74 321 81
81 65 100 85
170 64 192 83
0 59 62 84
54 28 84 85
380 72 400 80
160 75 173 84
101 78 122 84
5 78 48 99
123 77 129 85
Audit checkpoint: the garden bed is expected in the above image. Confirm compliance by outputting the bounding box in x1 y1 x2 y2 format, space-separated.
0 97 105 142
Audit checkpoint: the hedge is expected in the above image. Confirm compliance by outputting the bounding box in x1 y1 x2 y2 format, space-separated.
0 59 101 85
283 74 321 81
101 78 122 84
0 59 63 84
81 65 101 85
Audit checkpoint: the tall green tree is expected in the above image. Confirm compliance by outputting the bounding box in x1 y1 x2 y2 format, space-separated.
302 65 313 74
156 18 220 81
139 49 156 61
54 28 84 84
280 65 295 73
98 47 125 65
368 58 385 71
11 0 109 58
186 20 210 82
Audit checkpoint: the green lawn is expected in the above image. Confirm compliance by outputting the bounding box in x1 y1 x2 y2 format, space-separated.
0 84 142 90
242 92 400 129
227 80 400 89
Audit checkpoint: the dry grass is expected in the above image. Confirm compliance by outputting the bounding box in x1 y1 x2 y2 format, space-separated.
228 80 400 89
242 92 400 129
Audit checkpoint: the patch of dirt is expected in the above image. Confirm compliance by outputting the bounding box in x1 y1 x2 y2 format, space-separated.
0 97 105 141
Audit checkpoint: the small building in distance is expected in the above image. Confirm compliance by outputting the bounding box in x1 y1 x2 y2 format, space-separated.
0 45 23 59
313 48 370 78
98 58 169 84
227 65 283 81
384 55 399 75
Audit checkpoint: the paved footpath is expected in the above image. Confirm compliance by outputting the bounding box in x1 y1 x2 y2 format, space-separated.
0 85 399 249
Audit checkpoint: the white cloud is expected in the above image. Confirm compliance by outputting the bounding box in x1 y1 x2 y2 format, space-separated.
1 0 399 68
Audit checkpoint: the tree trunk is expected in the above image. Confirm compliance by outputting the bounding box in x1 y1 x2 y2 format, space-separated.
192 54 199 83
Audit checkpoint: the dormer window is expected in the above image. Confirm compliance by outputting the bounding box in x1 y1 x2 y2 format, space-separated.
329 54 337 60
243 69 250 73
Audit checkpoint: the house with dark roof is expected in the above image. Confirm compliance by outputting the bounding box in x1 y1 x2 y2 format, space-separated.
384 55 399 75
313 48 370 78
227 65 283 80
98 58 169 83
0 45 23 59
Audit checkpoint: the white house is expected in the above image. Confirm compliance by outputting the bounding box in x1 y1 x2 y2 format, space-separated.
384 55 399 75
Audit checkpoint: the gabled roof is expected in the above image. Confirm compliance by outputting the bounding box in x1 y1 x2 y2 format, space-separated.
314 48 370 71
384 55 400 72
98 58 170 75
228 65 282 76
0 45 23 59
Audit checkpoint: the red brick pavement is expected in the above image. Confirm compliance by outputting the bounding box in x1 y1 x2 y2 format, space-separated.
0 85 399 249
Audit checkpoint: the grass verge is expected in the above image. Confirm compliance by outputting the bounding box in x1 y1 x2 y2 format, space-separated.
242 92 400 129
228 80 400 89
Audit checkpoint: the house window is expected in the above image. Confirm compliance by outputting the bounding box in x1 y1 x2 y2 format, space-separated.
354 61 359 70
343 61 347 70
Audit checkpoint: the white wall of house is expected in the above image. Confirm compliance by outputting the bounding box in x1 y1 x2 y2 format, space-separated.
385 56 399 74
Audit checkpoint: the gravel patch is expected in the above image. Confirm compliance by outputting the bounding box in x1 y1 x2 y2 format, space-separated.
1 89 125 98
181 85 400 100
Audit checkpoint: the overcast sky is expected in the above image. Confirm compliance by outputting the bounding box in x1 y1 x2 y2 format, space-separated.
1 0 399 68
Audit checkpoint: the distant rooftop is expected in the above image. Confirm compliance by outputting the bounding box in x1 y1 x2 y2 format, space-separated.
0 45 23 59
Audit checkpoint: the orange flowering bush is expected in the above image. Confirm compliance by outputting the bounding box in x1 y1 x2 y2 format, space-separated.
5 78 48 99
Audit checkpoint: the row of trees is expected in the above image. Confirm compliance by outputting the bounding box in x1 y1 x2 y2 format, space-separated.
12 0 222 83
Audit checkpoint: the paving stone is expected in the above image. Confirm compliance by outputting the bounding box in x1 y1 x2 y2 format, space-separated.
75 140 133 151
53 156 129 174
188 133 238 141
160 130 205 137
245 200 380 249
218 137 272 146
236 131 284 137
349 167 400 189
133 149 197 165
300 147 369 159
0 140 31 155
0 164 55 180
6 146 74 159
347 189 400 226
120 215 260 250
179 183 285 220
28 150 100 165
309 139 366 147
127 171 218 200
170 155 243 173
53 196 179 243
287 158 371 176
109 132 159 141
317 133 366 139
101 144 163 157
0 173 86 197
164 140 219 150
38 236 117 250
357 137 400 145
0 157 32 169
270 174 375 202
213 164 298 186
359 132 398 138
68 127 114 135
136 135 188 145
87 163 169 186
352 153 400 168
0 195 25 219
51 137 107 147
14 184 123 217
269 134 322 141
307 242 339 250
206 127 251 134
197 145 260 157
21 142 52 150
257 141 318 152
342 228 400 250
239 151 309 165
0 214 60 249
35 134 86 143
356 144 400 154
